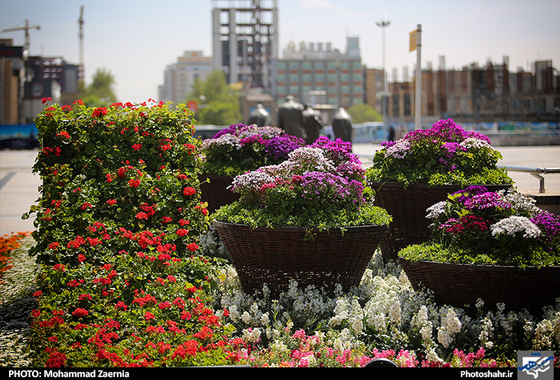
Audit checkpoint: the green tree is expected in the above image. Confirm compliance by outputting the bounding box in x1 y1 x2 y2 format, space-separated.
79 68 118 107
347 103 382 123
186 70 242 125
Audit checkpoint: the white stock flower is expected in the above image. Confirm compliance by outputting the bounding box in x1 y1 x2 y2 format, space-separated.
384 140 411 159
426 201 447 220
389 299 402 326
490 215 541 238
460 137 492 150
242 327 262 343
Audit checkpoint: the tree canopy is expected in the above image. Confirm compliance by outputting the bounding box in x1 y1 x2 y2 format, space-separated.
347 103 382 124
79 68 118 107
186 70 242 125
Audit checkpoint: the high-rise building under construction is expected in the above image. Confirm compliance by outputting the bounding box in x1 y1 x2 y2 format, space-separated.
211 0 279 92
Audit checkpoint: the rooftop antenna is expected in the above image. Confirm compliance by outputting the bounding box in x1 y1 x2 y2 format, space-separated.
1 19 41 57
78 5 85 82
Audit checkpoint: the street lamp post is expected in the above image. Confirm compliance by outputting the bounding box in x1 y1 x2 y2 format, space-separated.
376 20 390 129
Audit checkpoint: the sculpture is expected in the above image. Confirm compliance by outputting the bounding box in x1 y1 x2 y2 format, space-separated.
277 96 305 138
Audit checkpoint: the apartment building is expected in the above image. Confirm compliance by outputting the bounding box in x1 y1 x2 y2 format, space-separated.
158 50 213 105
275 37 364 109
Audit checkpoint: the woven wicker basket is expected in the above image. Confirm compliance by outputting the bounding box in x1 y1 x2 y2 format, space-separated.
369 181 510 262
199 174 240 213
214 220 388 295
399 257 560 311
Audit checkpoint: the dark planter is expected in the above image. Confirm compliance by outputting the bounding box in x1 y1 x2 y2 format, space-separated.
214 220 388 295
399 257 560 311
199 174 240 213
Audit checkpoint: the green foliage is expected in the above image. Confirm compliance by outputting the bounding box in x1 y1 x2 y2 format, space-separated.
402 187 560 267
78 68 118 107
186 70 242 125
198 101 242 126
213 138 392 231
366 119 513 187
214 201 391 232
347 103 382 123
400 242 560 267
26 99 243 367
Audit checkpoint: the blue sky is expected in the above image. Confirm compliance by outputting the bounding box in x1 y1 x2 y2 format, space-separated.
1 0 559 103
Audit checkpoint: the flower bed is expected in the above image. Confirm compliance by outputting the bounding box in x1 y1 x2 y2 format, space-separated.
406 186 560 267
200 123 305 177
18 102 559 369
26 100 244 367
0 231 30 283
214 136 391 230
366 118 512 187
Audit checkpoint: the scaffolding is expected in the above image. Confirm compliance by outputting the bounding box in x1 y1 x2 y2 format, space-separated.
212 0 278 91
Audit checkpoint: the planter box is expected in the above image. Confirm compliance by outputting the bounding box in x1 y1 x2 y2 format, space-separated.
199 174 240 213
399 257 560 311
214 220 387 295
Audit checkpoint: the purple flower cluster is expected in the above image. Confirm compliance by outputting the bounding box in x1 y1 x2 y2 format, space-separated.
213 123 247 138
406 119 491 145
311 136 360 166
265 135 307 162
429 186 560 259
300 171 365 205
202 124 306 175
530 212 560 249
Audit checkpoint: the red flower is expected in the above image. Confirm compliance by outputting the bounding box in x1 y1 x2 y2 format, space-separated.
42 97 52 104
72 308 89 317
128 178 141 188
57 130 71 139
144 312 155 321
78 294 92 301
78 254 86 262
106 199 117 205
136 212 149 220
176 228 189 237
183 187 196 196
45 350 67 367
53 264 66 272
92 107 108 118
48 242 60 250
132 143 142 150
187 243 199 252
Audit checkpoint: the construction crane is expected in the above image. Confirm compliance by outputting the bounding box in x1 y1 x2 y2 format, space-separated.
1 19 40 57
78 5 85 81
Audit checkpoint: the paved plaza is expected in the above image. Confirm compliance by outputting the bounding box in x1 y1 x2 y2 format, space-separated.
0 144 559 236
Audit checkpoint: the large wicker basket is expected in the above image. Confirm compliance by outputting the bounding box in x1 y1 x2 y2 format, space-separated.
214 220 388 295
199 174 240 213
369 181 510 262
399 257 560 311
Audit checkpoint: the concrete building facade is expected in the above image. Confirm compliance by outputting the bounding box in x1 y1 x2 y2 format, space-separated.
276 37 364 109
158 50 213 105
211 0 278 92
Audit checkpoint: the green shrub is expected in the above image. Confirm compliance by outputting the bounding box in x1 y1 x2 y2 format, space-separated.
26 99 243 367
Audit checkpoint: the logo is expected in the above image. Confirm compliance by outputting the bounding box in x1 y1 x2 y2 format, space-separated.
518 351 554 380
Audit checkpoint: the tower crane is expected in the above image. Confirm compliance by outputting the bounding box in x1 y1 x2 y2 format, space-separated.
78 5 85 81
1 19 40 57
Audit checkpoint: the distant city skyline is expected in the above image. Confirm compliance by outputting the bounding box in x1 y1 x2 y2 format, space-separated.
1 0 559 103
